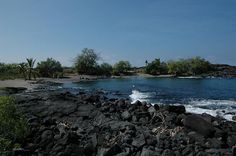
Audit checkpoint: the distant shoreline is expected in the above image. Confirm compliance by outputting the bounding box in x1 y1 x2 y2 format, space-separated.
0 74 235 93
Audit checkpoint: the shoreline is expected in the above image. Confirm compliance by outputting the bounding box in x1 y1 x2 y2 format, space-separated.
0 74 235 92
1 90 236 155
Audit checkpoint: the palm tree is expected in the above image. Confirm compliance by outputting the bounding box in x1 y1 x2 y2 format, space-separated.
26 58 36 80
18 63 27 80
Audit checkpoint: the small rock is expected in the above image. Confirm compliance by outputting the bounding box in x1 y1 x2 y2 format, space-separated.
41 130 53 142
121 110 131 120
154 104 159 110
205 138 221 148
161 149 175 156
188 131 205 144
132 134 146 148
141 148 156 156
227 135 236 147
133 100 142 106
148 106 156 116
232 116 236 121
104 144 122 156
232 145 236 156
132 115 137 122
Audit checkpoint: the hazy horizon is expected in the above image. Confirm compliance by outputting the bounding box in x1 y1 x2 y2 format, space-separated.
0 0 236 66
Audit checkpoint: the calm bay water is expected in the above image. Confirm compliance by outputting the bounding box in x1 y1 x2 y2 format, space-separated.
63 77 236 120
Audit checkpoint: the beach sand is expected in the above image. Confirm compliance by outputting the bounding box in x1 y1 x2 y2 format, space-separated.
0 79 38 90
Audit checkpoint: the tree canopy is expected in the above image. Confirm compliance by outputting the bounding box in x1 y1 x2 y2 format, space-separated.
36 58 63 78
113 61 131 75
99 63 113 76
75 48 100 75
167 57 212 76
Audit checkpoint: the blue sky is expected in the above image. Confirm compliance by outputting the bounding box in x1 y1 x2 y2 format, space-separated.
0 0 236 66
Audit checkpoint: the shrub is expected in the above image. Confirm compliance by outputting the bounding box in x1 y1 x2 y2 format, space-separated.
0 63 23 80
113 61 131 75
98 63 113 76
37 58 63 78
0 96 29 152
167 57 212 76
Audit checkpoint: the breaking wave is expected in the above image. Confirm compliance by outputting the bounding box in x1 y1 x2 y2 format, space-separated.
129 90 236 121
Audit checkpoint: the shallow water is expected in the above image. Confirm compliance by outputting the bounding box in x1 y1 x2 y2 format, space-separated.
64 77 236 120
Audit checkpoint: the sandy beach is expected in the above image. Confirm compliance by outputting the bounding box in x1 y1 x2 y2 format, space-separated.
0 79 38 90
0 75 107 90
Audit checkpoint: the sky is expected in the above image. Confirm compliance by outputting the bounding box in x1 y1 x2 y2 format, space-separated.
0 0 236 67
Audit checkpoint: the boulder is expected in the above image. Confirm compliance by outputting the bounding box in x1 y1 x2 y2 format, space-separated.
148 106 156 116
232 145 236 156
166 105 186 114
104 144 122 156
183 114 215 137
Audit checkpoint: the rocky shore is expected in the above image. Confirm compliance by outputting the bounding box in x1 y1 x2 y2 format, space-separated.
1 90 236 156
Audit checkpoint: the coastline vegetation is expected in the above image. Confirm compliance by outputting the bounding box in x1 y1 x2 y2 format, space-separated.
36 58 63 78
0 48 216 80
145 57 212 76
0 96 29 151
74 48 132 76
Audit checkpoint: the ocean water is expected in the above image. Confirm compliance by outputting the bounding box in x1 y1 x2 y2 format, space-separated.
63 77 236 121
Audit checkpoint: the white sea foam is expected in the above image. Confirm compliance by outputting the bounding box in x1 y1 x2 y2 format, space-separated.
129 90 236 121
178 76 202 79
129 90 154 104
185 99 236 121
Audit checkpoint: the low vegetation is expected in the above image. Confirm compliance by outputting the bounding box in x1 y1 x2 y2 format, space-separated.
0 48 215 79
0 63 22 80
145 57 212 76
0 96 29 152
113 61 132 75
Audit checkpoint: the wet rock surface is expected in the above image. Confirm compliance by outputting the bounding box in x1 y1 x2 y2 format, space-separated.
1 90 236 156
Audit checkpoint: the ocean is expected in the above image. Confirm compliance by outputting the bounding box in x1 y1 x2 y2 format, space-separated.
63 76 236 121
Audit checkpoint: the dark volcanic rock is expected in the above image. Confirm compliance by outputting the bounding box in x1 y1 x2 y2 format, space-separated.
183 114 215 137
104 144 123 156
4 87 27 94
166 105 186 114
5 90 234 156
121 110 131 120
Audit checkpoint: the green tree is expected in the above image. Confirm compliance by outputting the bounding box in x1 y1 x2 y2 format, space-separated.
189 57 211 75
26 58 36 80
37 58 63 78
18 63 27 80
75 48 99 75
113 61 131 75
99 63 113 76
167 59 190 76
145 58 161 75
167 57 211 76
